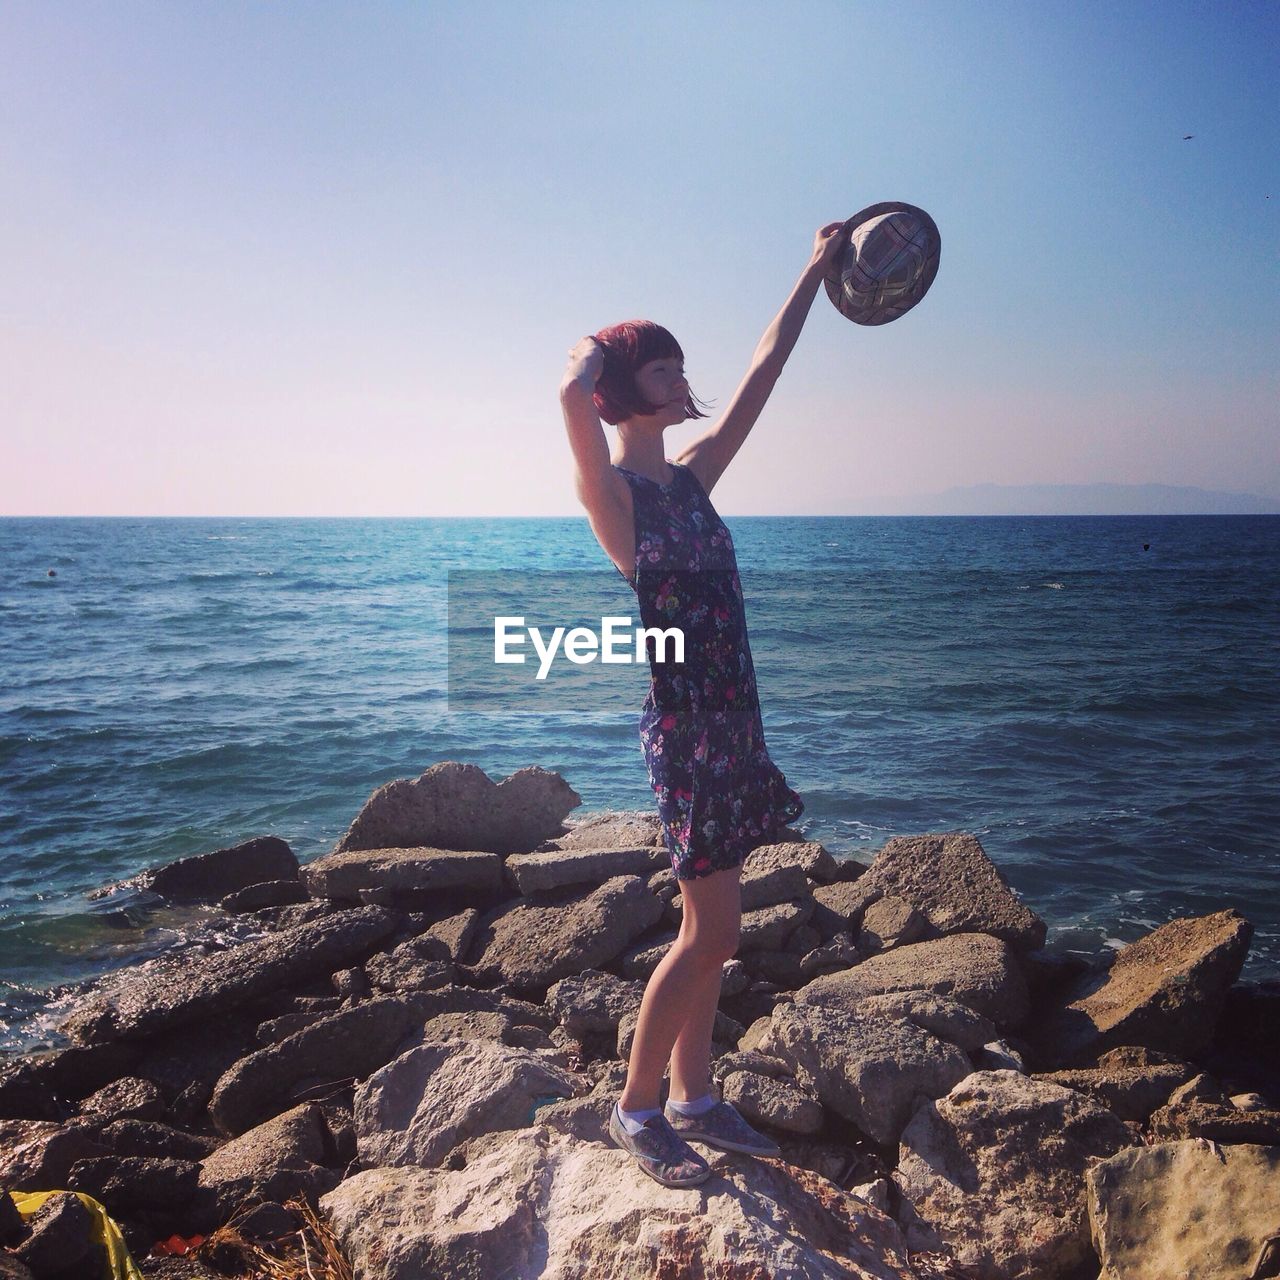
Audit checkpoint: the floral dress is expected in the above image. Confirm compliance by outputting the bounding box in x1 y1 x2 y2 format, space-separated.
612 461 804 879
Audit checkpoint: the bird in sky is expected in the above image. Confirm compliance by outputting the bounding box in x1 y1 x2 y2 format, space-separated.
1183 134 1194 140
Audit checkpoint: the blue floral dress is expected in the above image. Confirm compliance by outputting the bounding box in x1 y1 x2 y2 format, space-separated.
612 460 804 879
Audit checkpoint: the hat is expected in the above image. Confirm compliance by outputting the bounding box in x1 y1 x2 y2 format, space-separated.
824 201 940 326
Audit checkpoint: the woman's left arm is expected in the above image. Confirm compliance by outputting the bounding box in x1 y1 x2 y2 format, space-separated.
677 221 846 494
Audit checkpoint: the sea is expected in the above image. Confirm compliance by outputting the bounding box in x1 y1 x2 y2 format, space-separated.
2 513 1277 1056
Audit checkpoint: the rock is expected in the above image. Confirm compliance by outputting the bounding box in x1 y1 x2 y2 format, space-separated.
60 906 399 1045
1086 1139 1280 1279
856 894 930 954
811 881 873 937
68 1153 200 1212
739 895 816 952
468 875 664 995
544 970 645 1037
763 1000 972 1146
620 928 679 980
745 840 841 884
335 761 581 855
616 1007 743 1063
535 809 664 852
351 1038 579 1168
800 932 861 979
10 1190 95 1275
208 994 443 1135
856 833 1047 951
854 990 1001 1053
1035 1047 1197 1122
77 1075 165 1123
92 836 300 905
1029 909 1254 1069
503 845 664 895
1146 1096 1280 1145
364 937 454 995
301 846 504 906
721 1069 824 1135
197 1103 340 1219
893 1069 1134 1280
796 932 1030 1030
321 1124 921 1279
0 1117 111 1189
0 1041 142 1122
219 879 310 912
98 1118 218 1161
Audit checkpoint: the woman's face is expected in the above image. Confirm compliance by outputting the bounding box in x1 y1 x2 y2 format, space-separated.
633 356 689 422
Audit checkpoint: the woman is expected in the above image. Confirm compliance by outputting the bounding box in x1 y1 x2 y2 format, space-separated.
559 220 845 1188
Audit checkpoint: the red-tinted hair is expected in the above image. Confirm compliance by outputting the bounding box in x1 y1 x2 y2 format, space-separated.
591 320 711 426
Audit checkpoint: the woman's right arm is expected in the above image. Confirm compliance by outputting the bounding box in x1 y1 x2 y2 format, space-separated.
561 338 620 507
561 338 633 577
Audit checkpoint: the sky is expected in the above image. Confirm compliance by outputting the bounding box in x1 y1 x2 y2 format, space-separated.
2 1 1277 517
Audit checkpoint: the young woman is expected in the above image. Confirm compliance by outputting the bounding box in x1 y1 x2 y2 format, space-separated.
560 220 846 1188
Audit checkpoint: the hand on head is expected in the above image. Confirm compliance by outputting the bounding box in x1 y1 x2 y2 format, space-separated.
565 336 605 387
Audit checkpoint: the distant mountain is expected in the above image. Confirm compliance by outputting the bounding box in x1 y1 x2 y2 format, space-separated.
863 483 1280 516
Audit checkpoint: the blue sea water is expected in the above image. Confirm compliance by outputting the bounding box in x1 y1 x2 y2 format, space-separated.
1 514 1277 1054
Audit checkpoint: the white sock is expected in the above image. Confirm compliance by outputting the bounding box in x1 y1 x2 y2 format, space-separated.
667 1092 717 1115
615 1100 662 1135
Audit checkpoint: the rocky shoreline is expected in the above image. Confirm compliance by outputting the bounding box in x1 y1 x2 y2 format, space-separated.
2 760 1278 1279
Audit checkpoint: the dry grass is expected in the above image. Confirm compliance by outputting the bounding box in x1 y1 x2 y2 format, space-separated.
193 1198 353 1280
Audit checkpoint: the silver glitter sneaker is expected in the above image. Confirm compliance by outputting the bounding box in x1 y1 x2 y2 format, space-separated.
609 1103 712 1188
663 1098 781 1158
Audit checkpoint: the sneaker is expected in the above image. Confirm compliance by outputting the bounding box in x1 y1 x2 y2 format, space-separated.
608 1104 712 1188
663 1098 781 1158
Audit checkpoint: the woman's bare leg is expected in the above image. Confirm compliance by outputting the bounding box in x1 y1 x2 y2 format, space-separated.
619 863 742 1113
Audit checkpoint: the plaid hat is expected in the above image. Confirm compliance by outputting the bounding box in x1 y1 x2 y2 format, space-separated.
824 201 940 326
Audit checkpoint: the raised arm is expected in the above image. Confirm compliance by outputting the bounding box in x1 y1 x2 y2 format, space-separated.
560 338 634 577
676 221 846 495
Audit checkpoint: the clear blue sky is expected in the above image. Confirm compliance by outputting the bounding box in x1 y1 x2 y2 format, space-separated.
3 1 1276 515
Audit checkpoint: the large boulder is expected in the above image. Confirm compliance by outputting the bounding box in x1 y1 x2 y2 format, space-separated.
468 875 663 995
197 1103 340 1219
893 1069 1134 1280
88 836 300 905
208 995 443 1135
796 932 1030 1030
760 1000 973 1146
1028 909 1253 1069
335 762 581 855
301 846 503 906
535 810 663 852
321 1123 921 1279
352 1038 579 1169
59 906 399 1045
503 844 665 896
852 833 1046 951
1086 1139 1280 1279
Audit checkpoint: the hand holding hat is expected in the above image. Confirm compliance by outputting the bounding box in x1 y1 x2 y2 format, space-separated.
824 201 940 326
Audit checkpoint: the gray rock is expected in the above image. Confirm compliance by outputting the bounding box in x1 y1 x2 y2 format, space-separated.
721 1069 824 1135
503 845 664 895
852 990 1001 1054
302 846 504 905
1028 908 1253 1069
352 1038 579 1168
745 840 840 883
322 1124 920 1279
856 832 1047 951
1035 1046 1197 1122
68 1153 200 1212
535 809 664 852
11 1191 94 1275
335 761 581 855
544 969 645 1037
469 875 663 995
77 1075 164 1123
762 1000 972 1146
60 906 399 1045
92 836 300 905
1086 1139 1280 1279
364 937 454 995
856 894 930 953
208 994 441 1135
796 932 1031 1030
0 1117 111 1189
893 1069 1135 1280
220 879 310 912
98 1118 218 1161
616 1006 743 1062
198 1103 340 1218
740 895 816 952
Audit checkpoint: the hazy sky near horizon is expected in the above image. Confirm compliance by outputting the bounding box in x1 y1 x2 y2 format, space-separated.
3 1 1277 516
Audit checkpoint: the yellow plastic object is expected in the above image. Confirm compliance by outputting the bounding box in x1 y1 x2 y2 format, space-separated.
8 1189 144 1280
